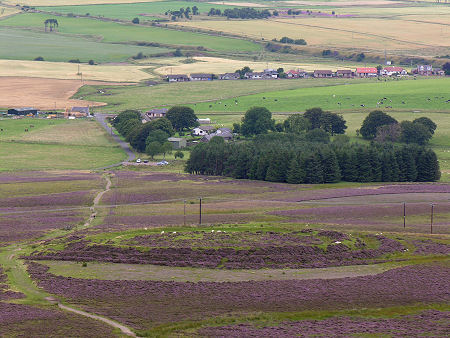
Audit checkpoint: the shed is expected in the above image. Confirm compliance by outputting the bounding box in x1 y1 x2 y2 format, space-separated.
168 137 187 149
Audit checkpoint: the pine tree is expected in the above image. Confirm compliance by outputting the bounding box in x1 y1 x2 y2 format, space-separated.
319 149 341 183
266 150 290 182
304 154 324 184
286 155 306 184
356 147 372 182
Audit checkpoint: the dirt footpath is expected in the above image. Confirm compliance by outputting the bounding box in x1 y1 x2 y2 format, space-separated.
0 76 106 110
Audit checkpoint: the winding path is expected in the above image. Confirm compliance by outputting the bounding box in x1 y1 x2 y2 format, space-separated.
95 113 135 168
0 174 138 337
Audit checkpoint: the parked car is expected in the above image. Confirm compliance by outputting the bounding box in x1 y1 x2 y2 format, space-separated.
136 158 141 163
157 160 169 166
143 159 149 163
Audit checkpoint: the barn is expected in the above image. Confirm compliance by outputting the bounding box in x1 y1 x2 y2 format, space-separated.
8 108 38 116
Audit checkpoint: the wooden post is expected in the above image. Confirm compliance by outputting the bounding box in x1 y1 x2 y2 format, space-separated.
184 200 186 226
430 203 434 234
403 202 406 228
199 197 202 225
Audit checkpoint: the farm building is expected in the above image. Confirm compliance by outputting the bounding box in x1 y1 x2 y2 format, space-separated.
219 73 240 80
71 106 90 116
314 70 333 78
190 73 213 81
336 70 353 78
168 137 187 149
380 67 407 76
8 108 38 116
356 67 378 77
197 118 211 124
201 130 233 142
146 108 168 120
167 74 189 82
193 125 216 136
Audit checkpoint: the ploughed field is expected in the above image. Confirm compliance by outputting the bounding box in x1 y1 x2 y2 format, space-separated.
0 170 448 336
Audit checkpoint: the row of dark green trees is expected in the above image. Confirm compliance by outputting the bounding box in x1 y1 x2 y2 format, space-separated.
185 134 440 183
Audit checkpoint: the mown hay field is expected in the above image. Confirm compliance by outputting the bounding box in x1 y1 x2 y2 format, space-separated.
0 77 106 110
0 5 20 18
0 60 153 82
0 13 260 53
0 118 126 170
0 26 170 63
152 56 361 75
170 15 450 55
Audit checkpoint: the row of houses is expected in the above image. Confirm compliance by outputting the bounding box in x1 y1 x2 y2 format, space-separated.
167 65 446 82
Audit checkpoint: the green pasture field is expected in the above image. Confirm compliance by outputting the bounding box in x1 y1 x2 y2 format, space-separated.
38 1 235 21
0 13 260 53
189 78 450 113
0 118 126 170
0 27 170 63
76 78 371 112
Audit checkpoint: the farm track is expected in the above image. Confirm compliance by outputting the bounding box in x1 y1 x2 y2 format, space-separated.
95 113 136 168
0 174 138 337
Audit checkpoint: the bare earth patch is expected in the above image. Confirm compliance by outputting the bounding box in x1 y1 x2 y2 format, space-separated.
0 77 105 109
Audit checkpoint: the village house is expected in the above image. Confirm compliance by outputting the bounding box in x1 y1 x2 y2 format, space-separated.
413 65 433 76
190 73 213 81
433 68 445 76
146 108 168 120
167 74 189 82
219 73 240 80
336 69 353 78
245 72 268 80
314 70 333 78
263 69 279 79
168 137 187 149
380 67 407 76
192 125 216 136
286 69 307 78
356 67 378 77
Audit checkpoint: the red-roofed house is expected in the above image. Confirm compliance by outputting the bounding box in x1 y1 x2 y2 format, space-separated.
356 67 378 77
380 67 407 76
286 69 307 78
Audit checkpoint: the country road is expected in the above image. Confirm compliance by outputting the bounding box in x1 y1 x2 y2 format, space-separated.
95 113 136 168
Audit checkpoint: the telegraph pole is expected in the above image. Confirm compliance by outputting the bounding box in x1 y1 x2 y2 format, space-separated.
430 203 434 234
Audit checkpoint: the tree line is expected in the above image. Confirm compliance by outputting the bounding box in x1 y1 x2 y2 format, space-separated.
185 134 440 183
208 7 272 19
359 110 437 145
